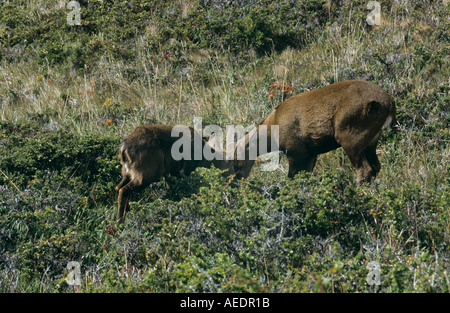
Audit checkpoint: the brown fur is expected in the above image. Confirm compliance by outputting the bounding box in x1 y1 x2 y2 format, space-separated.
115 124 233 223
234 80 396 184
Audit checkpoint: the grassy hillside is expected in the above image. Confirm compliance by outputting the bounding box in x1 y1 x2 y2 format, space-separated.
0 0 448 292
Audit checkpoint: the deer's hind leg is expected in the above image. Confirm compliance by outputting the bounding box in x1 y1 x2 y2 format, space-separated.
115 175 130 193
116 150 166 223
342 146 373 185
365 143 381 179
117 179 143 224
337 135 380 185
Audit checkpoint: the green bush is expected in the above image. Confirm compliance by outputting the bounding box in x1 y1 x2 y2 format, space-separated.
0 121 120 188
0 135 448 292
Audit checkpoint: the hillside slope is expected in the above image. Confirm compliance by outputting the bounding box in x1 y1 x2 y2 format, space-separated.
0 0 448 293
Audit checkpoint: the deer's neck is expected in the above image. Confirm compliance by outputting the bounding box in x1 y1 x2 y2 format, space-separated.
235 123 279 162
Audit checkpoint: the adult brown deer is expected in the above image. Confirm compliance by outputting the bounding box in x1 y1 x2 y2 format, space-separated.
115 124 233 223
233 80 396 184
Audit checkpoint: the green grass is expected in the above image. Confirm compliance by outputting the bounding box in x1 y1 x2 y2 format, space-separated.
0 0 449 292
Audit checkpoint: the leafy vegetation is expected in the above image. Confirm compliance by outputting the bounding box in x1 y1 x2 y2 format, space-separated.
0 0 448 292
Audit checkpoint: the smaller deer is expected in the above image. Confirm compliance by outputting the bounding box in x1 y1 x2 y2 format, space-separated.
115 124 233 223
233 80 396 184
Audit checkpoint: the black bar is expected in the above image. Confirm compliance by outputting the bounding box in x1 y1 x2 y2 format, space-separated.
0 293 444 312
